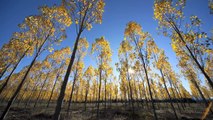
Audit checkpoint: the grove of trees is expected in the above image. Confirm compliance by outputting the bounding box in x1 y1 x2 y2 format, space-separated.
0 0 212 120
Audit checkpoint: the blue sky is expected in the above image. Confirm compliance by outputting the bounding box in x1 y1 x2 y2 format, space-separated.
0 0 212 92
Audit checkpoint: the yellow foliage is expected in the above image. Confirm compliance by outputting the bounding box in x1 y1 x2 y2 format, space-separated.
124 21 142 37
92 36 112 60
118 40 132 55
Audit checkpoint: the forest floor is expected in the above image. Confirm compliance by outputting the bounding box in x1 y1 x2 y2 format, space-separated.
0 102 213 120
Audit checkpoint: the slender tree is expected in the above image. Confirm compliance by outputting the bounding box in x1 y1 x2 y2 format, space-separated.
83 66 95 111
53 0 105 119
0 5 70 119
154 0 213 89
124 21 158 120
91 37 112 119
67 38 88 114
151 43 178 119
118 40 136 117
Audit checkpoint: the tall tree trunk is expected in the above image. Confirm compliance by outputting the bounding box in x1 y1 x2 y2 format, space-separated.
0 31 49 119
75 86 79 102
25 74 42 108
140 54 158 120
67 69 78 114
189 72 213 114
34 73 49 108
160 70 178 120
137 79 144 108
128 80 135 116
47 74 60 108
167 77 185 111
174 84 186 108
0 63 11 80
0 51 26 95
109 90 112 108
97 68 102 119
174 82 190 107
53 29 83 120
125 54 135 117
169 21 213 89
0 53 38 120
17 80 31 107
104 78 107 111
133 38 158 119
169 83 182 112
150 79 160 109
127 84 131 107
133 80 139 108
84 79 90 111
39 90 49 106
142 81 149 109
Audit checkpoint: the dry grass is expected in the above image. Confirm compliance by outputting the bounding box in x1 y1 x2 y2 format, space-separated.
0 102 212 120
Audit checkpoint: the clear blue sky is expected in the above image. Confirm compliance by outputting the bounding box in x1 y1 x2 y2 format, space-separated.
0 0 212 92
